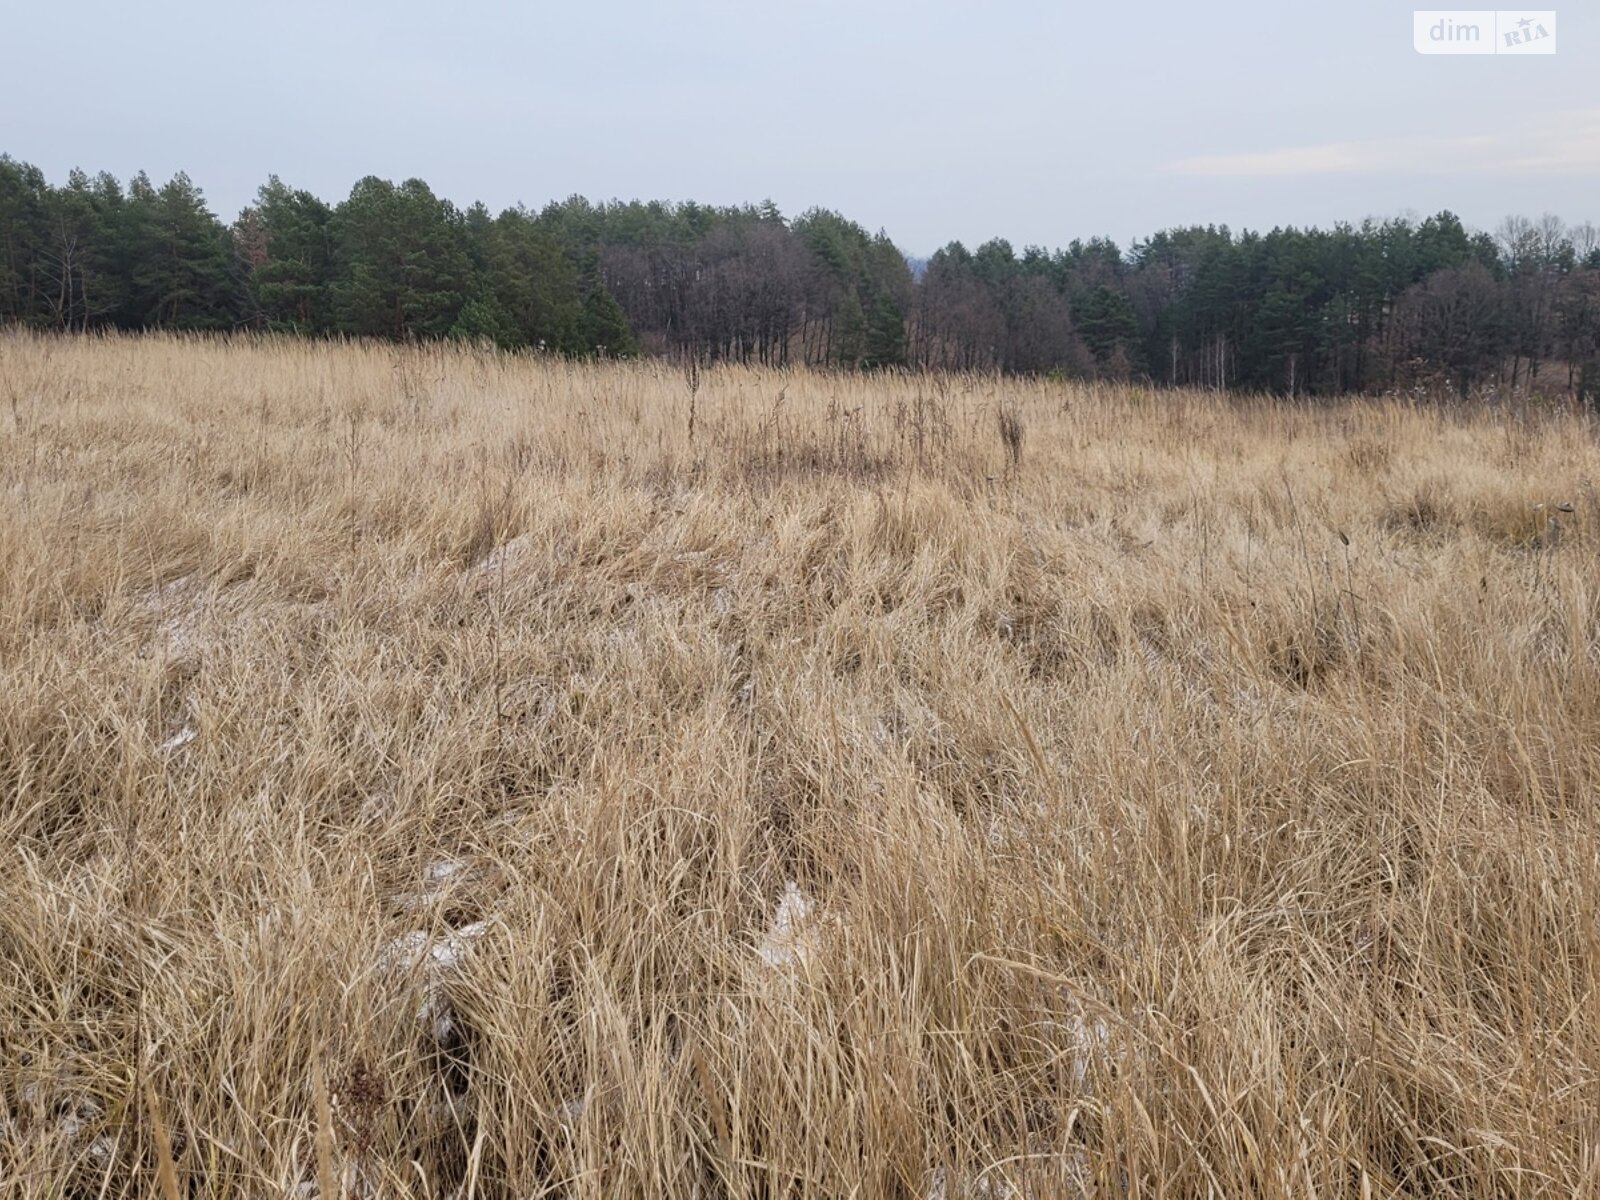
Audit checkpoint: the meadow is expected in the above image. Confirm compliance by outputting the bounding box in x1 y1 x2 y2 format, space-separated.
2 331 1599 1197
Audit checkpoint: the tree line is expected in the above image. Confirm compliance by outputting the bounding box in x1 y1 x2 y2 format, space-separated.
3 155 1598 399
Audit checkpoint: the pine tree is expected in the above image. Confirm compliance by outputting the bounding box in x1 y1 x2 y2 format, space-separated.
1076 285 1140 372
150 172 235 327
834 290 866 367
479 208 584 350
579 286 636 357
450 294 514 346
862 296 906 368
0 156 50 324
332 177 470 339
252 177 334 332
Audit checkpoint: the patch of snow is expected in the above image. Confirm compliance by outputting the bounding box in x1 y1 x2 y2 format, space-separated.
135 575 211 664
925 1149 1091 1199
359 788 397 823
424 859 464 887
293 1168 375 1200
394 858 470 910
1064 1013 1111 1088
419 993 457 1044
86 1134 116 1165
13 1088 108 1160
475 534 535 576
377 929 432 974
756 882 816 969
378 921 487 975
161 725 197 754
431 920 486 969
926 1167 1015 1200
377 921 488 1043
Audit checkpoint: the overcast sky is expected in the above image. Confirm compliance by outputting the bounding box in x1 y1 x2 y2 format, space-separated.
3 0 1595 253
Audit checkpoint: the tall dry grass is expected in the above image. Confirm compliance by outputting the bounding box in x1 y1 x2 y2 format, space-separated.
2 329 1599 1198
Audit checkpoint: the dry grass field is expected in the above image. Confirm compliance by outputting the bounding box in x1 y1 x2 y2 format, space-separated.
3 330 1600 1198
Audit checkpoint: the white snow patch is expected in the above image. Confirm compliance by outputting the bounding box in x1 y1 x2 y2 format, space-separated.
359 788 397 823
420 993 458 1044
432 920 487 968
293 1168 375 1200
377 929 433 973
756 882 816 969
14 1087 107 1160
394 858 470 910
1064 1013 1111 1088
474 534 535 576
134 575 212 663
926 1168 1003 1200
926 1166 1030 1200
378 921 487 975
377 921 488 1042
925 1149 1091 1199
160 725 197 754
423 858 464 887
86 1134 116 1165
